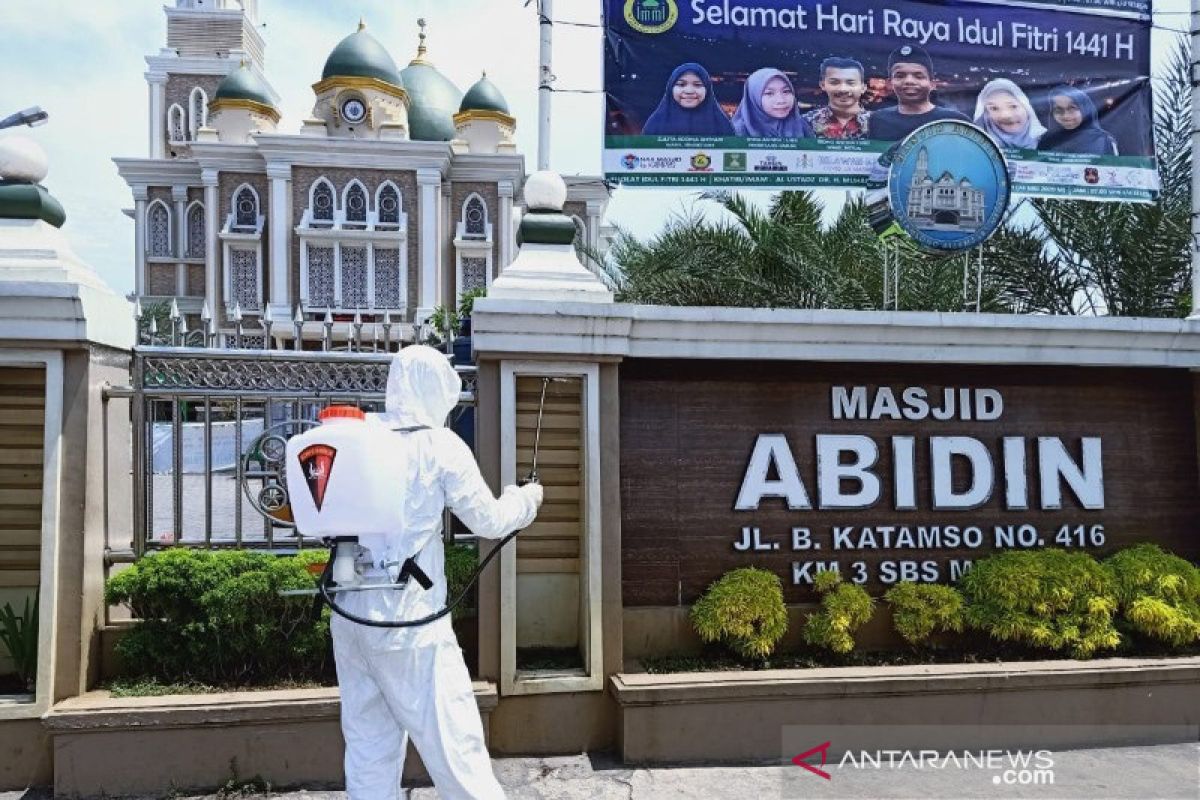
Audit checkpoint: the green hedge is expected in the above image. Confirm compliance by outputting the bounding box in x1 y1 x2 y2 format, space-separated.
688 545 1200 662
105 549 331 686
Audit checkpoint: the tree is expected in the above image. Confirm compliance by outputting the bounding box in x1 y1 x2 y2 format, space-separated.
609 191 1012 312
988 41 1192 317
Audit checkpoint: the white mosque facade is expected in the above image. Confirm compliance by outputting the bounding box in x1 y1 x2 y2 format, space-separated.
116 0 610 345
904 147 986 233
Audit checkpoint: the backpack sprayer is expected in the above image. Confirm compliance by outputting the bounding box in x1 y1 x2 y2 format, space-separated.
273 377 553 628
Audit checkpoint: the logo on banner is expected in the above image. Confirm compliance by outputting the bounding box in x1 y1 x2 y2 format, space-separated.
724 152 747 172
624 0 678 34
753 155 788 173
298 444 337 511
622 153 638 169
689 152 713 172
887 121 1011 253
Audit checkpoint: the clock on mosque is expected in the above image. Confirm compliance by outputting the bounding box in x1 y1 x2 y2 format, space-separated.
340 97 367 123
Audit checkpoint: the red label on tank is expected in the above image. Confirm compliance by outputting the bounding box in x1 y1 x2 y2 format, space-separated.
298 444 337 511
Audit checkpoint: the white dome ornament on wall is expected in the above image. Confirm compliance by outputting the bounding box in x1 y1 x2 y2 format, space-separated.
0 136 50 184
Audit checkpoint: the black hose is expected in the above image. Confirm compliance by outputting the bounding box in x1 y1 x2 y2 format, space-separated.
316 526 523 629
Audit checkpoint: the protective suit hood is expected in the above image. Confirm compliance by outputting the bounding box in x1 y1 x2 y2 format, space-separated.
383 345 461 430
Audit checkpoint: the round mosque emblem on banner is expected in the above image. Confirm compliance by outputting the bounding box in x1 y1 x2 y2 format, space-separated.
888 121 1011 254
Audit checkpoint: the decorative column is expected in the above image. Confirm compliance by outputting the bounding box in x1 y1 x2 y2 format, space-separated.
498 180 514 274
147 73 167 160
441 182 452 310
172 185 188 297
202 169 220 323
416 168 441 321
585 199 603 273
267 163 292 316
133 187 147 298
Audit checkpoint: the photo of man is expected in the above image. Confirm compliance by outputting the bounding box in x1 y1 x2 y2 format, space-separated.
870 44 969 142
805 57 871 140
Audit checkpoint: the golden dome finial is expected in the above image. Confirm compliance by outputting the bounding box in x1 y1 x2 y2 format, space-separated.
410 18 431 65
357 16 366 31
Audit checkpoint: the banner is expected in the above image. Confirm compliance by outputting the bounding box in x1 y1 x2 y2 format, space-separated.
604 0 1157 201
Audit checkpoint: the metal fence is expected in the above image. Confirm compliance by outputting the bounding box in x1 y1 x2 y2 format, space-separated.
103 342 476 564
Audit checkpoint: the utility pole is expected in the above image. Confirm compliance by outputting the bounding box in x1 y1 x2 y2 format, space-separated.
1191 0 1200 316
538 0 554 171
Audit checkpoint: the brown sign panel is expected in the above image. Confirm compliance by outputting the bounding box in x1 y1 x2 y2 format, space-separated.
619 360 1200 605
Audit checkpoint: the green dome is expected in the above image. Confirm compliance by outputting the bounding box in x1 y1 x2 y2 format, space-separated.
322 26 404 89
459 74 509 115
400 61 462 141
214 64 275 108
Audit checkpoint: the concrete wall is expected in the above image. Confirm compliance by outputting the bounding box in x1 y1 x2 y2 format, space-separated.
0 717 51 788
612 658 1200 764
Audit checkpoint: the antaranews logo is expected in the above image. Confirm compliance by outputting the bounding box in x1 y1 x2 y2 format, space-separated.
791 740 1056 786
624 0 679 34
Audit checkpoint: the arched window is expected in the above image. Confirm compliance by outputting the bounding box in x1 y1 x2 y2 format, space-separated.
343 181 368 228
188 87 209 139
167 104 187 143
376 182 401 227
462 194 487 239
310 178 335 228
186 201 206 258
232 184 259 231
147 200 172 258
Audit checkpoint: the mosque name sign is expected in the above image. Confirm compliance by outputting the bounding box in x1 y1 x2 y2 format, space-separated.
732 385 1104 587
617 361 1200 604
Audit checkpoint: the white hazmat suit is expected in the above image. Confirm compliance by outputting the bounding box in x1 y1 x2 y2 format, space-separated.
330 346 542 799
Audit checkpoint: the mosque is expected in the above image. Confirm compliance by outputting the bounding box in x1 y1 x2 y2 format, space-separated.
904 147 986 233
115 0 610 345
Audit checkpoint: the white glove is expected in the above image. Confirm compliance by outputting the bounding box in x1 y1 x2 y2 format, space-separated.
520 481 544 509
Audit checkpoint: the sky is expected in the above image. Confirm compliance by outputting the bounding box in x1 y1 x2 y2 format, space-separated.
0 0 1191 295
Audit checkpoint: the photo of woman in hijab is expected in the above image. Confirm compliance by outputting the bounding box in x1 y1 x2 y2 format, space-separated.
731 68 814 139
641 62 735 136
1037 86 1119 156
973 78 1046 151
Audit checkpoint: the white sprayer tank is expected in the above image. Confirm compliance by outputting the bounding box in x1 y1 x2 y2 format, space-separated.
285 405 402 540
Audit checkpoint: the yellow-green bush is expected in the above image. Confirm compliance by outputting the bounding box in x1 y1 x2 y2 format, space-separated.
884 582 964 646
803 570 874 654
1104 544 1200 646
690 567 788 660
959 549 1119 659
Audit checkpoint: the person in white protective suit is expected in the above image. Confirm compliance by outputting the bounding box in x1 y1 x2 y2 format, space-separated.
334 345 542 800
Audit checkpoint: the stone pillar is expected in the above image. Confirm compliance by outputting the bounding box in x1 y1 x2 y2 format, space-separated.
489 172 614 304
147 73 167 160
133 187 147 298
0 136 133 780
585 199 603 273
416 169 441 321
267 163 291 316
172 185 188 297
202 169 220 320
498 180 514 274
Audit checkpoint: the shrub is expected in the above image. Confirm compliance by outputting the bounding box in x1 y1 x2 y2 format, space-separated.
959 549 1120 659
0 595 38 691
803 570 875 654
105 549 329 686
884 582 964 646
1104 544 1200 647
690 567 788 660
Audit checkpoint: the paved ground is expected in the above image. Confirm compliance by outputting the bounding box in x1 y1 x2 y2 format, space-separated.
4 743 1196 799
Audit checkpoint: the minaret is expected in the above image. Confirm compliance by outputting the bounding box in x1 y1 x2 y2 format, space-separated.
914 147 930 182
145 0 276 159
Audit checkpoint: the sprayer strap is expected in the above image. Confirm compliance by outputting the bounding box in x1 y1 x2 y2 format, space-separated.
397 557 433 590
